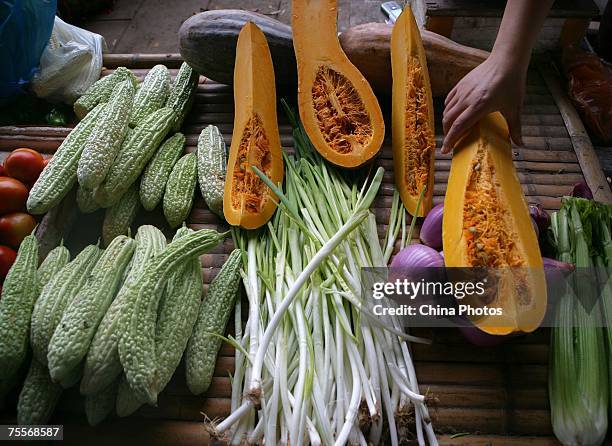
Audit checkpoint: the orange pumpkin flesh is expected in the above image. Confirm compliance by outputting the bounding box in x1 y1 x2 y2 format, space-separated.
292 0 385 168
443 113 546 335
391 6 436 217
223 22 284 230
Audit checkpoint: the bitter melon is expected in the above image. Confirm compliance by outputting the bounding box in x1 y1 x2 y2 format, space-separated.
77 80 135 189
197 125 227 217
76 185 100 214
129 64 170 127
94 107 175 207
115 375 141 417
186 249 242 394
30 244 102 366
47 236 135 382
0 235 38 383
163 152 197 228
102 185 141 247
74 67 138 119
27 104 106 215
81 225 166 396
139 132 185 211
85 379 118 426
118 228 226 405
16 359 62 425
37 244 70 295
166 62 198 132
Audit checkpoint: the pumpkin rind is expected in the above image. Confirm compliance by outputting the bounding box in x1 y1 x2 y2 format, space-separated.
223 22 283 229
443 113 546 335
391 6 436 216
292 0 385 168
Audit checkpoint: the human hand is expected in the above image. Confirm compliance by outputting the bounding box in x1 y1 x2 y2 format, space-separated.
441 54 527 154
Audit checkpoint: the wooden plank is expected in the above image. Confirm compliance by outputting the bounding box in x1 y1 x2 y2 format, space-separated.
560 18 590 47
426 16 455 37
423 0 600 18
539 64 612 203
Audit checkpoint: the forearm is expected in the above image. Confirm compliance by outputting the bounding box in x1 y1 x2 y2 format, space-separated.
491 0 555 68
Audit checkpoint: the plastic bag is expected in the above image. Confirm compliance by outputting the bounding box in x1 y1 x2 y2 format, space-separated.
0 0 57 104
31 17 107 104
563 47 612 144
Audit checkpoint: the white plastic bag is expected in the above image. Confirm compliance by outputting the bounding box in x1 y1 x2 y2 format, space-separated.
31 17 107 104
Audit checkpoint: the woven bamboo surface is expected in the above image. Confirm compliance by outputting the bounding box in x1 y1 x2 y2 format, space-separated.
1 54 610 445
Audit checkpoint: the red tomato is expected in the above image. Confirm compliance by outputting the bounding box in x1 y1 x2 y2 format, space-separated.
0 176 29 214
4 148 45 184
0 245 17 279
0 164 5 176
0 213 36 248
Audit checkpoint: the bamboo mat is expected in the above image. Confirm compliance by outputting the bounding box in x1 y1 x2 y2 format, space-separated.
1 55 610 445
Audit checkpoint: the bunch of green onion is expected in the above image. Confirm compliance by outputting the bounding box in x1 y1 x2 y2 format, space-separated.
549 197 612 446
213 104 437 445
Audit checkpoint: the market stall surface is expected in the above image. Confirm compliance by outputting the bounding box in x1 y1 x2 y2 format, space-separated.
1 52 610 444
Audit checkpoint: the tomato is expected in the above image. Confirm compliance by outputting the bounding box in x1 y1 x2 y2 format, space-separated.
4 148 45 184
0 176 29 214
0 163 5 176
0 212 36 248
0 245 17 279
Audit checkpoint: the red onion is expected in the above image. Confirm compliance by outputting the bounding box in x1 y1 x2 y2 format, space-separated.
457 324 509 348
420 204 444 250
529 204 550 235
390 243 444 268
571 181 593 200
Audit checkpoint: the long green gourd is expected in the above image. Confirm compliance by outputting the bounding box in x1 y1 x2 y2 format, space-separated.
94 107 175 207
163 152 197 228
115 375 140 417
77 81 135 190
73 67 138 119
116 227 202 413
197 125 227 217
16 359 62 425
30 245 102 366
27 104 106 215
101 185 141 247
37 244 70 295
76 185 100 214
140 133 185 211
47 236 135 382
166 62 199 132
129 64 170 127
85 380 118 426
118 228 226 405
0 235 38 383
186 248 242 394
81 225 166 396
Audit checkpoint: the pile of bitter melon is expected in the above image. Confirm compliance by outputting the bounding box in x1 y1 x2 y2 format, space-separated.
26 63 227 245
0 225 242 426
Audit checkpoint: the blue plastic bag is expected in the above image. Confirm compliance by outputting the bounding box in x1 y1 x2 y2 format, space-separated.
0 0 57 104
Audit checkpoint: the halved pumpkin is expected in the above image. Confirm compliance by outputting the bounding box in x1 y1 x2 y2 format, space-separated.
223 22 284 229
292 0 385 168
442 113 546 335
391 6 436 216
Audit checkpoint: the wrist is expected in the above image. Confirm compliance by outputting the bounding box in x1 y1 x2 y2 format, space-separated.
489 43 530 74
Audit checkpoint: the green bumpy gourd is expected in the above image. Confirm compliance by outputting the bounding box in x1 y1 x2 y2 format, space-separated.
197 125 227 217
27 104 106 215
47 236 135 383
118 228 226 405
94 107 175 207
77 80 135 190
163 152 197 228
81 225 166 396
30 245 102 366
85 379 118 426
186 248 242 395
76 185 100 214
0 235 38 385
129 64 171 127
102 185 141 247
139 133 185 211
37 244 70 295
17 359 62 425
74 67 138 119
166 62 199 132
